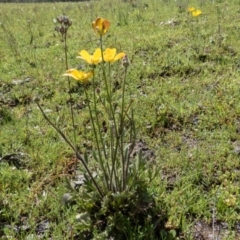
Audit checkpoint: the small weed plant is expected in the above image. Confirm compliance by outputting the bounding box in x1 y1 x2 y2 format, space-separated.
37 16 165 239
2 1 240 239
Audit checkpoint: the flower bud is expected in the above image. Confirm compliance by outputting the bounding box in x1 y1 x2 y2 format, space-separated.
122 54 130 68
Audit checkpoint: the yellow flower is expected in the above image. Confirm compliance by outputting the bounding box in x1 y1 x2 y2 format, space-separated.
63 69 93 84
92 17 110 36
103 48 125 63
188 7 195 12
78 48 102 65
192 9 202 17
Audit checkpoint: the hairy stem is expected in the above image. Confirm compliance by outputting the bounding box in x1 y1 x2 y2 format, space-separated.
37 102 104 198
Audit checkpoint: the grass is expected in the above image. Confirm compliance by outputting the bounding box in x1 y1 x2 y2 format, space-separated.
1 0 240 239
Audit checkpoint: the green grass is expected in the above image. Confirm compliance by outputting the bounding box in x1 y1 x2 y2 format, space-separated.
1 0 240 239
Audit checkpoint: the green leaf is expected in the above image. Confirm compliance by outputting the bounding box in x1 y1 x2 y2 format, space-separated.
75 212 91 231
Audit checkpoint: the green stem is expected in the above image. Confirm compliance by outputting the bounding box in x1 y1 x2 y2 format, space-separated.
37 102 103 198
92 69 108 170
121 67 127 190
99 37 119 191
108 62 112 97
125 108 136 185
84 76 109 190
63 30 77 166
107 61 117 191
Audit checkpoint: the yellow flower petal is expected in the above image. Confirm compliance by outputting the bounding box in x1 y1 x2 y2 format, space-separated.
188 7 195 12
78 50 92 64
92 17 110 36
103 48 116 62
78 49 102 65
192 9 202 17
104 48 115 55
92 48 102 64
102 20 110 34
103 48 125 63
63 69 93 84
114 52 125 62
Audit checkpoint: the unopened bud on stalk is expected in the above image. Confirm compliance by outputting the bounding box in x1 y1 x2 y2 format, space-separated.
96 88 100 94
122 54 130 68
57 15 72 26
